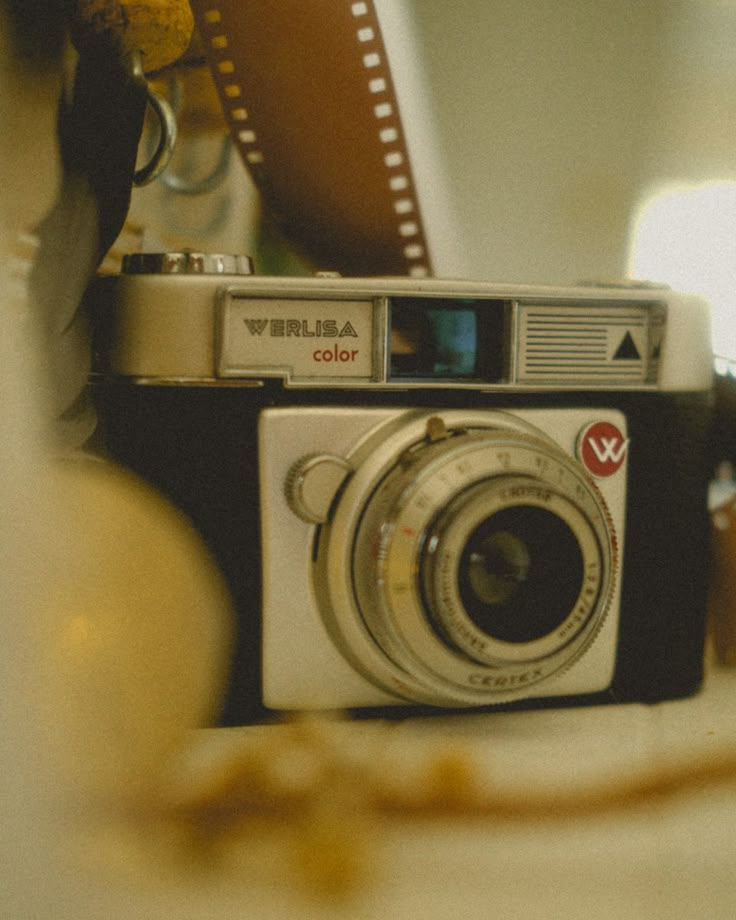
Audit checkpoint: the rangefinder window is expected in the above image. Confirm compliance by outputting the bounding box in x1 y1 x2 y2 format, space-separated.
389 298 506 382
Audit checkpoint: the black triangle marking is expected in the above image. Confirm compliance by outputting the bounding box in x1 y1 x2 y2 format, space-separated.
613 331 641 361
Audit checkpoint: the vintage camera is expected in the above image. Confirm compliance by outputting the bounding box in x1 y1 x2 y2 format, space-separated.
89 252 715 723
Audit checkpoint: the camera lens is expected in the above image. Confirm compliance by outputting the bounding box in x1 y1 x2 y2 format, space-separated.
458 506 584 643
325 412 616 707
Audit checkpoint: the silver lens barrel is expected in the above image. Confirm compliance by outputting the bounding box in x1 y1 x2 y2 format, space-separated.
317 410 617 707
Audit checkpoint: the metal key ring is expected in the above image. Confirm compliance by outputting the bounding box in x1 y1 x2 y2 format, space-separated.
161 134 233 195
134 85 178 186
156 73 233 196
127 51 178 187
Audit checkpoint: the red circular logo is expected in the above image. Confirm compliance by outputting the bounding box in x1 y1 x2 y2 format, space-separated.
577 421 629 478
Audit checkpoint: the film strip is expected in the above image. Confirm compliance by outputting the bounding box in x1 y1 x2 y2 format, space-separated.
189 0 432 277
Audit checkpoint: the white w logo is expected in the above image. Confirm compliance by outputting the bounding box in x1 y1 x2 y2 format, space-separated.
587 435 629 464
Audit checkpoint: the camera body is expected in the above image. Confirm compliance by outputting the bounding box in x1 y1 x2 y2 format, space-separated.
89 253 714 723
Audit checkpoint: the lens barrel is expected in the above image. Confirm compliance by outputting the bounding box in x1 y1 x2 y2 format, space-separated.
318 412 617 707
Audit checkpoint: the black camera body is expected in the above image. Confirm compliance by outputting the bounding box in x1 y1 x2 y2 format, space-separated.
89 253 714 724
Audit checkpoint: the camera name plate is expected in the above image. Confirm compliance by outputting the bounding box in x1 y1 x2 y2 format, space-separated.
218 294 377 382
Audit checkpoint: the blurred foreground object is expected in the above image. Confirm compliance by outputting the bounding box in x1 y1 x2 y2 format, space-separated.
34 0 198 449
2 7 233 917
709 495 736 667
71 0 194 72
39 456 234 804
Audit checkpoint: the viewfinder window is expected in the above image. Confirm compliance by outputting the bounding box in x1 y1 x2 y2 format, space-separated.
389 297 506 382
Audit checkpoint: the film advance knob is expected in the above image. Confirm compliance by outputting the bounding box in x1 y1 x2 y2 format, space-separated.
286 455 353 524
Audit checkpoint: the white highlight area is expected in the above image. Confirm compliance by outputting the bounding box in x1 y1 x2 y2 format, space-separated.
629 182 736 364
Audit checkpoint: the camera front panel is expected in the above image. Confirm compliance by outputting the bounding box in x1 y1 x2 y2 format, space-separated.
260 405 624 711
93 381 712 723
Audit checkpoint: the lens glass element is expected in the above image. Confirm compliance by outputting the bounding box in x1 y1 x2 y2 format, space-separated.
458 505 584 643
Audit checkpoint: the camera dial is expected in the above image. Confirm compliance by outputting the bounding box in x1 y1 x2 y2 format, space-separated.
121 251 254 275
315 410 617 707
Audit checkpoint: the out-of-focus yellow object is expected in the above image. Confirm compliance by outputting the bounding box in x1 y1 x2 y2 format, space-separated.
71 0 194 72
39 456 233 805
